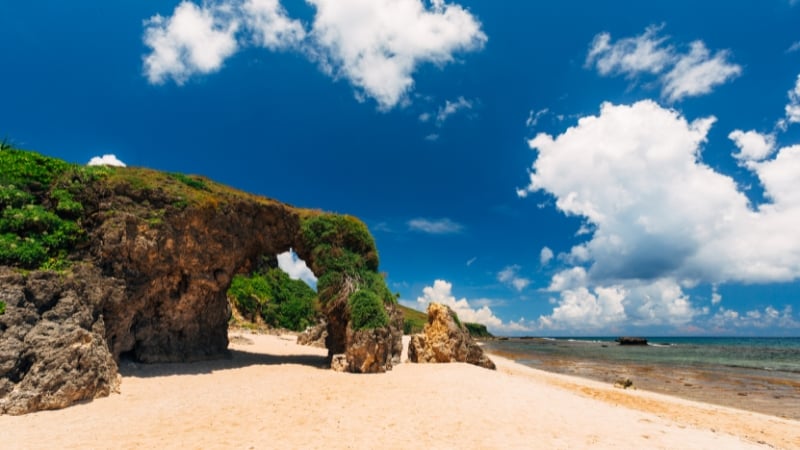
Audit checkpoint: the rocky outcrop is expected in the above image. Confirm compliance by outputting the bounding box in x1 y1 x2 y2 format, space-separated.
1 156 403 414
408 303 495 370
297 320 328 348
0 266 123 415
344 305 403 373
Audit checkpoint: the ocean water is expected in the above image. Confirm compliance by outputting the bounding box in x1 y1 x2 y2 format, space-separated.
482 336 800 419
486 337 800 373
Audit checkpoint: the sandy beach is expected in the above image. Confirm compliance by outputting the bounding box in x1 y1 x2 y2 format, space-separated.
3 332 798 450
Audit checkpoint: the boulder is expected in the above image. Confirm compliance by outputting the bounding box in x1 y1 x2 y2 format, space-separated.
407 303 495 370
342 304 403 373
0 266 123 415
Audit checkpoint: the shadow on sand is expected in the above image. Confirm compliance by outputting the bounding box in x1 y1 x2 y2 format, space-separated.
118 349 329 379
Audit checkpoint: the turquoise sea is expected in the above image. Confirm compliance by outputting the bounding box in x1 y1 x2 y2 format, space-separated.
483 337 800 420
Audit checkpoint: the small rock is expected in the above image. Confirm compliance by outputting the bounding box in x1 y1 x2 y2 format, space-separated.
330 354 348 372
614 378 634 389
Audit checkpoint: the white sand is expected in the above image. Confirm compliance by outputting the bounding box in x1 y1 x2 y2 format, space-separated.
2 332 797 449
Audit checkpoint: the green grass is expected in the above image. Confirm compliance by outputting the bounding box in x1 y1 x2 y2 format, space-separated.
398 304 427 334
464 322 494 338
0 300 6 315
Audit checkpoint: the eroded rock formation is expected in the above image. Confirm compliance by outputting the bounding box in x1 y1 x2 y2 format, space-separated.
0 266 122 414
1 156 402 415
408 303 495 370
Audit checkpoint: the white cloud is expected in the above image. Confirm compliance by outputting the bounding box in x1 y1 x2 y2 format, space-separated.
711 285 722 305
784 75 800 126
436 96 473 124
417 280 534 333
466 257 477 266
788 41 800 53
586 26 741 101
729 129 776 163
241 0 305 49
143 1 240 85
540 277 700 330
661 41 741 102
520 100 800 329
87 154 127 167
526 108 549 128
497 265 530 291
586 25 673 76
540 246 554 266
277 250 318 288
408 218 463 234
307 0 486 109
143 0 485 109
709 305 799 330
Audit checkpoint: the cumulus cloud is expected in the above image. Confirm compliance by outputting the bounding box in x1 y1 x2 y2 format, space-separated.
497 265 530 291
143 1 241 84
417 280 533 333
521 100 800 330
143 0 486 109
87 154 127 167
241 0 306 49
277 249 318 288
729 129 776 163
407 218 463 234
308 0 486 109
586 26 741 101
709 305 799 330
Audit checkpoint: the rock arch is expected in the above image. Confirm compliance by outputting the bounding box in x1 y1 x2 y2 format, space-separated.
1 183 401 415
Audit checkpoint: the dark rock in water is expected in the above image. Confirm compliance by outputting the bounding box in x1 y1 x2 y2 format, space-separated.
616 336 648 346
408 303 495 370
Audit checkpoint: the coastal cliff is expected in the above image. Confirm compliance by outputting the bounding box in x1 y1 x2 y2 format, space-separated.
0 148 402 414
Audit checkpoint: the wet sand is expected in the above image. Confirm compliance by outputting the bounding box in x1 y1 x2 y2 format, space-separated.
485 345 800 421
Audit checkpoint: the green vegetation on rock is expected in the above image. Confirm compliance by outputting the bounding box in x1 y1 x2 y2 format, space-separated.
348 290 389 330
0 300 5 315
0 148 98 269
300 214 394 331
228 267 318 332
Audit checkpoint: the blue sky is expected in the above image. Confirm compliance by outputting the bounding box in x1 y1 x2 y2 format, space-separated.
3 0 800 336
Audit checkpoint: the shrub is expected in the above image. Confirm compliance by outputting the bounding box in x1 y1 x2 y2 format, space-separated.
228 267 317 331
349 290 388 330
0 300 5 315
